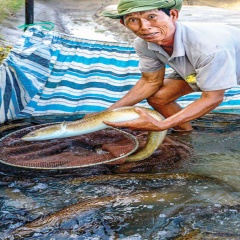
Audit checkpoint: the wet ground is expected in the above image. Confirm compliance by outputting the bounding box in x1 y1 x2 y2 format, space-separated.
0 0 240 239
1 0 240 45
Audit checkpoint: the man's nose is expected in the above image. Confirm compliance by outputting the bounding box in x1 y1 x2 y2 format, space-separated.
139 19 151 29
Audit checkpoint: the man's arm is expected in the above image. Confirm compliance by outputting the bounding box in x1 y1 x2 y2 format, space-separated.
108 68 165 110
105 89 225 131
159 89 225 130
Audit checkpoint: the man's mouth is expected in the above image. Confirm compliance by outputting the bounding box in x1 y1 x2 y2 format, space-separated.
141 32 158 37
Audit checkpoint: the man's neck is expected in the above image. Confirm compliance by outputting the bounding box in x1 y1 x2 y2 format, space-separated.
159 34 175 56
162 46 173 56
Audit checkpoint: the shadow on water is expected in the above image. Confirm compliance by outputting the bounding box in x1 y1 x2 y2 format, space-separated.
0 113 239 239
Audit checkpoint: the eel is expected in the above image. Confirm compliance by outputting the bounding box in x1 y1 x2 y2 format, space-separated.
21 107 167 162
8 173 239 239
10 191 180 239
0 122 30 134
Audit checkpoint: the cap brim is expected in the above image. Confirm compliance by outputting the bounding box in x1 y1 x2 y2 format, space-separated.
101 6 160 19
101 10 125 19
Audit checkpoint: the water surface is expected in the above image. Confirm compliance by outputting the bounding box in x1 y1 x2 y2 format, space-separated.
0 113 239 239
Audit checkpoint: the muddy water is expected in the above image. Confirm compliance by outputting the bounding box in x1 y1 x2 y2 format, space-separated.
0 0 240 239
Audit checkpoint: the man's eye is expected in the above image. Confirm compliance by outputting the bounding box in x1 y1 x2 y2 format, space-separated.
148 15 156 19
129 18 137 22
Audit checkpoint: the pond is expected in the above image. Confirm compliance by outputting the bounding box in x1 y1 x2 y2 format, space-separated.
0 0 240 239
0 113 239 239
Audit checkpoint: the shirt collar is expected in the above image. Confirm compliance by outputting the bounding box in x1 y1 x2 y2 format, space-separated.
147 22 185 58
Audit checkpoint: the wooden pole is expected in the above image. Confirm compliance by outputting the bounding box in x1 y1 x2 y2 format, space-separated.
25 0 34 26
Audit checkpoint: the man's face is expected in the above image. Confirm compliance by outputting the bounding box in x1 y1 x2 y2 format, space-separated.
124 9 178 46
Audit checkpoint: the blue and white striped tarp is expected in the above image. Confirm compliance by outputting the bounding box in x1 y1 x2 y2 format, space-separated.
0 26 240 124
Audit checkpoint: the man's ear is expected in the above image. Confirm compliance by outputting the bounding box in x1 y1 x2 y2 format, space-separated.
169 9 179 21
120 19 125 25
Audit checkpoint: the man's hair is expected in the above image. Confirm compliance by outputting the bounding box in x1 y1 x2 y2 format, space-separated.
159 8 171 16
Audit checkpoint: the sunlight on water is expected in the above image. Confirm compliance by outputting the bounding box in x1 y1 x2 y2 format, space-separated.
177 130 240 192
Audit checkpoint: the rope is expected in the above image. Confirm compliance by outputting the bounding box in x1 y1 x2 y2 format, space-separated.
18 22 55 31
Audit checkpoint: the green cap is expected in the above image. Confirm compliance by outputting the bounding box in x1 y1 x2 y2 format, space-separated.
102 0 182 19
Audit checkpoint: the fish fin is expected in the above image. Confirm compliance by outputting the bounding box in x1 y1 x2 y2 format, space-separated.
60 121 67 130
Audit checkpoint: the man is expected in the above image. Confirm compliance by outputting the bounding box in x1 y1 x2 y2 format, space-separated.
102 0 240 132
